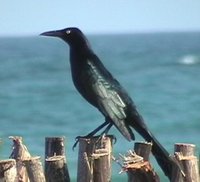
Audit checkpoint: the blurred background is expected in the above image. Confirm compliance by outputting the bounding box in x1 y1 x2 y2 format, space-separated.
0 1 200 181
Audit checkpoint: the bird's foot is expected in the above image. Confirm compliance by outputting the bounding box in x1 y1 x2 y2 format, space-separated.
100 130 117 144
72 134 117 150
95 134 117 147
95 133 106 146
72 135 93 150
112 135 117 144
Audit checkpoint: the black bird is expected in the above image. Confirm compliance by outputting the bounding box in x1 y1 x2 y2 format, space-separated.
41 27 180 179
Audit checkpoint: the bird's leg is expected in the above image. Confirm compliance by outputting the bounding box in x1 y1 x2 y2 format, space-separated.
84 120 110 138
97 123 117 144
72 120 109 150
94 123 113 146
100 123 113 135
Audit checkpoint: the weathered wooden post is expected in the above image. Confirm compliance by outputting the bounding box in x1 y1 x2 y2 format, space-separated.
9 136 31 182
45 137 70 182
134 142 153 161
77 135 113 182
45 137 65 158
0 159 17 182
45 155 69 182
24 156 46 182
122 142 160 182
171 143 199 182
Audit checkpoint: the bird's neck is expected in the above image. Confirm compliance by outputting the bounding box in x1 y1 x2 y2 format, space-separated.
69 47 93 91
70 46 93 64
69 46 92 75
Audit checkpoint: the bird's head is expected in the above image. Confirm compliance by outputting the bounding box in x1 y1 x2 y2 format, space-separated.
40 27 90 49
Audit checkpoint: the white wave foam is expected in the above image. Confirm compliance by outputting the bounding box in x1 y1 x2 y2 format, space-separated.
179 55 199 65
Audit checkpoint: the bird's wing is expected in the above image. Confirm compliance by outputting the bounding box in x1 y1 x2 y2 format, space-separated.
94 79 134 141
86 60 134 141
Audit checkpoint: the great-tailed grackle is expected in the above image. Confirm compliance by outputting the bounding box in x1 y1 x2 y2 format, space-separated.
41 27 180 179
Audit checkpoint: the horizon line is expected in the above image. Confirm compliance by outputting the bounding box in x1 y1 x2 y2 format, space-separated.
0 29 200 38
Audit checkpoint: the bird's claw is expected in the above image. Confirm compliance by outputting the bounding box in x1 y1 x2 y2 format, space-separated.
72 138 79 150
72 135 92 150
101 134 117 144
112 135 117 144
72 136 83 150
72 134 116 150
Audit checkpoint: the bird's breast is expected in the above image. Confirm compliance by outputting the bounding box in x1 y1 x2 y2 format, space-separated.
70 59 99 106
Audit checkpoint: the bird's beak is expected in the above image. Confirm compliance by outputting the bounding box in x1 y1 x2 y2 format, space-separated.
40 30 63 37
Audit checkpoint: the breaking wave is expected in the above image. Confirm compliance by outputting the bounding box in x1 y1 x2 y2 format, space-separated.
179 55 199 65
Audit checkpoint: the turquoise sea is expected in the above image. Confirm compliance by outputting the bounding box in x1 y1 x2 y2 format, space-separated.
0 32 200 181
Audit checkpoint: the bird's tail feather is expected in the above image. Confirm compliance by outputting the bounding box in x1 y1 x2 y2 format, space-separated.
131 119 179 180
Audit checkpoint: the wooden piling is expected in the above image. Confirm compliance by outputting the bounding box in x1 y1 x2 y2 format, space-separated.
24 156 46 182
45 137 65 158
134 142 152 161
77 135 113 182
172 143 200 182
45 155 70 182
124 142 160 182
45 137 70 182
0 159 17 182
9 136 31 182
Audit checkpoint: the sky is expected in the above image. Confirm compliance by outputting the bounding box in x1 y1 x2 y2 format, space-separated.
0 0 200 36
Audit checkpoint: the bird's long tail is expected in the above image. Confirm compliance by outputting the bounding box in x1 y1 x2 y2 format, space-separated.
130 115 180 180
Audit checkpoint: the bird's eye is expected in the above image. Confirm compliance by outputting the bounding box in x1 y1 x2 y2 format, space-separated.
66 30 71 35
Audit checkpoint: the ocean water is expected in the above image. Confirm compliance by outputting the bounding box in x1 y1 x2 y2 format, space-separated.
0 32 200 181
